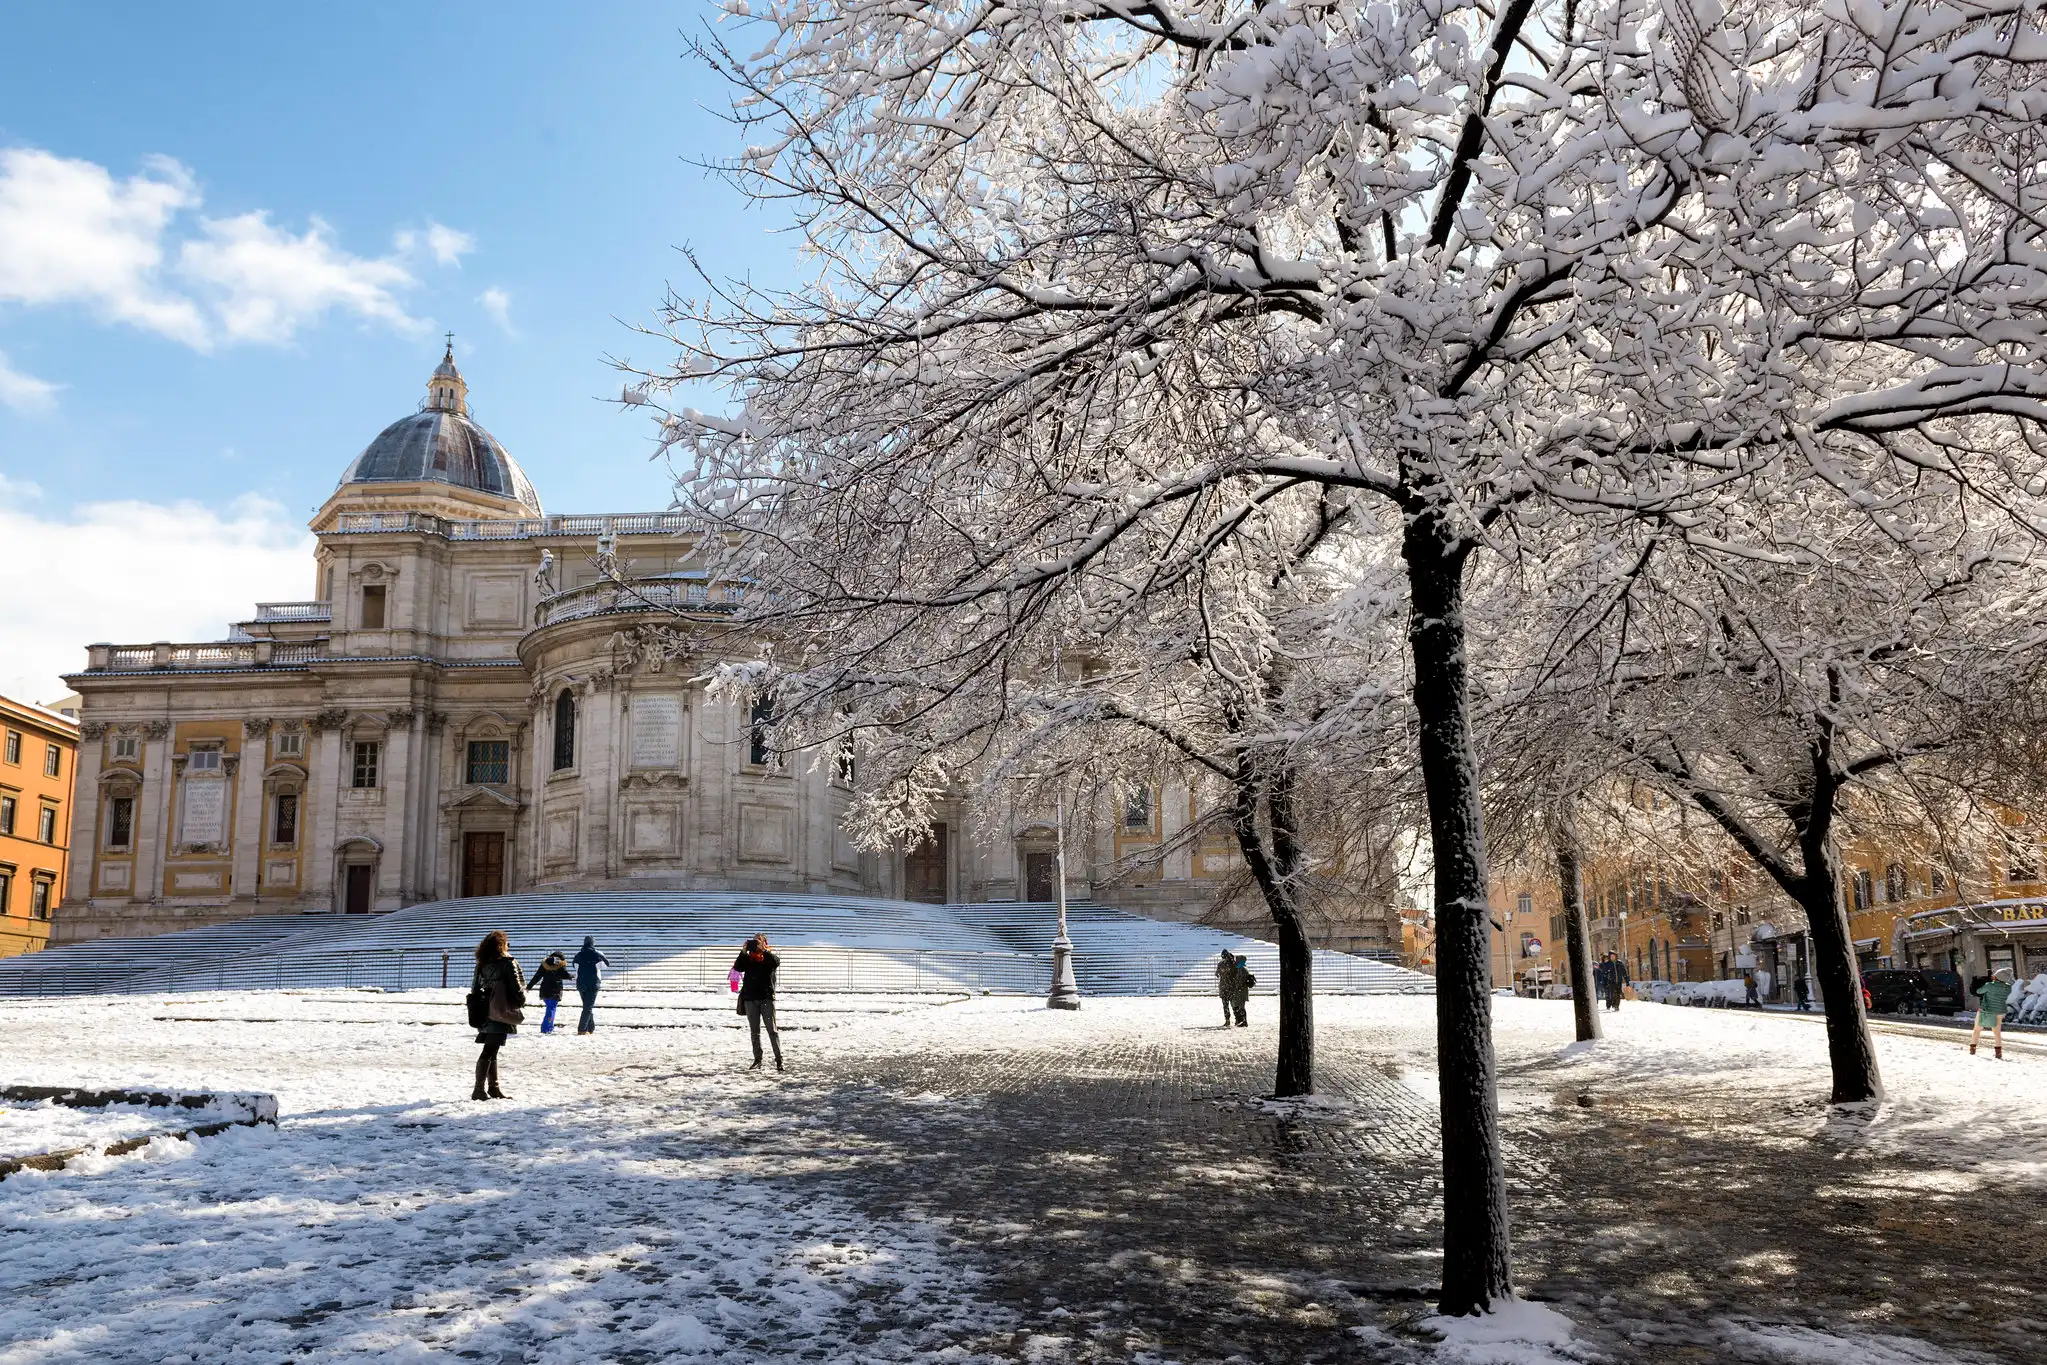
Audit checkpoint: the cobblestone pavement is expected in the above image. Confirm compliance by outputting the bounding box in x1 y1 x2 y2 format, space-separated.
698 1002 2044 1364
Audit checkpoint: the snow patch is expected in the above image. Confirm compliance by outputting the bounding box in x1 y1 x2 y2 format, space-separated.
1422 1299 1584 1363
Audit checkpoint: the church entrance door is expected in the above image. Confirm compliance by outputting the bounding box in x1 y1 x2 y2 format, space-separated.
1024 851 1057 902
344 864 375 914
463 832 506 899
904 824 949 904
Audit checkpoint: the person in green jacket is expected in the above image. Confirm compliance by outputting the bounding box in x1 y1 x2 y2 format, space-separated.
1970 966 2016 1059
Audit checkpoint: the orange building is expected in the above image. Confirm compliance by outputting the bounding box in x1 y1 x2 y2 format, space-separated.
0 693 78 957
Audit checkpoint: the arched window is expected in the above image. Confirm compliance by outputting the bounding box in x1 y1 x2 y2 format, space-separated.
553 690 576 771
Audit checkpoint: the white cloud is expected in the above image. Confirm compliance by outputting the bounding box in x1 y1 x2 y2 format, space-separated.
0 147 206 344
0 491 313 701
0 351 60 413
395 221 474 266
0 145 472 349
181 212 419 344
478 286 515 335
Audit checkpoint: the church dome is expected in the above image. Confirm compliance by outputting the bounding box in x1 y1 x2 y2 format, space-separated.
336 345 543 515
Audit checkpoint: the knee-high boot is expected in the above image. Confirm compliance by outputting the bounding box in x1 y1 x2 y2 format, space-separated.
472 1047 491 1101
487 1047 506 1099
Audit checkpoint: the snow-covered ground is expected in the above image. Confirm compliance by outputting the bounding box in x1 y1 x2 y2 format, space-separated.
0 990 2039 1363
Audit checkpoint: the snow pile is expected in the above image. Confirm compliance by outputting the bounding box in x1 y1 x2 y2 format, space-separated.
2010 972 2047 1024
1422 1299 1587 1364
0 1099 200 1159
1665 979 1751 1008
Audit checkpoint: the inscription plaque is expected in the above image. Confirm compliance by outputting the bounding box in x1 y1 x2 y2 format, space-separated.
630 695 682 769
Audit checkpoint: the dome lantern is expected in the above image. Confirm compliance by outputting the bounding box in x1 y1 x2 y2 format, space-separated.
426 334 469 415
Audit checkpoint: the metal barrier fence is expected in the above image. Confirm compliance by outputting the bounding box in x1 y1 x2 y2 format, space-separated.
40 945 1432 999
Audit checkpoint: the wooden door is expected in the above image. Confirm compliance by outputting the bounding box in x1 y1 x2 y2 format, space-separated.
1024 851 1056 902
344 864 375 914
462 832 505 898
904 823 949 904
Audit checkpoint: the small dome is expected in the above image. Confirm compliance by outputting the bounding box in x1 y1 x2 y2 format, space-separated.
335 348 543 515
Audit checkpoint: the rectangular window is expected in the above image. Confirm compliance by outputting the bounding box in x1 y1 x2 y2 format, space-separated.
273 792 299 846
43 744 60 778
1852 868 1874 911
107 796 134 849
1931 867 1947 893
1516 892 1533 918
275 731 304 758
352 742 381 789
0 795 12 835
3 731 17 764
747 697 774 767
1122 785 1154 831
188 748 221 772
30 877 51 919
0 867 10 913
37 806 56 844
466 740 509 785
112 735 139 761
360 584 387 629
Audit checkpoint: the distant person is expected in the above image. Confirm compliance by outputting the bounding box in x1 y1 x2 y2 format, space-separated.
1793 974 1811 1012
733 934 784 1071
1213 950 1237 1027
1229 954 1254 1027
469 930 525 1101
1744 972 1760 1007
527 951 571 1034
572 936 610 1035
1971 967 2016 1059
1594 953 1629 1012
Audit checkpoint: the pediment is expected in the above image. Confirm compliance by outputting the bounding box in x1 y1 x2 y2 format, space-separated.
443 786 525 811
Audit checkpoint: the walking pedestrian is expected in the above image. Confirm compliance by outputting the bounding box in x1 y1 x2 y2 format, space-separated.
1970 966 2016 1059
571 935 610 1035
1793 974 1811 1012
526 951 571 1034
1228 953 1253 1027
468 930 525 1101
1744 971 1760 1007
732 934 783 1071
1594 953 1629 1012
1213 949 1236 1027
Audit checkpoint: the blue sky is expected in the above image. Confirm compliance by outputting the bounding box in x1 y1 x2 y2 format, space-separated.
0 3 796 699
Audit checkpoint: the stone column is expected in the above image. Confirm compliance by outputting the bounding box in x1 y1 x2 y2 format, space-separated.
379 711 415 906
133 722 174 907
588 683 620 881
229 741 265 906
307 723 342 911
64 729 104 913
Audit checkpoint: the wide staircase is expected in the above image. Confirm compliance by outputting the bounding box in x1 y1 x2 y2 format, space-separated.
0 893 1432 998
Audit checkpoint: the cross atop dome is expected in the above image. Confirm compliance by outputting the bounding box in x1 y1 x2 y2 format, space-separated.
426 337 468 415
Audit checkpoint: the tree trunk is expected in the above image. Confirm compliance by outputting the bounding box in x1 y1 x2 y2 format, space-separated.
1267 761 1315 1098
1554 830 1602 1043
1402 518 1513 1316
1795 834 1884 1103
1230 756 1315 1097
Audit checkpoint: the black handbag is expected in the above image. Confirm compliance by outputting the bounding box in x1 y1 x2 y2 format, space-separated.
466 988 490 1028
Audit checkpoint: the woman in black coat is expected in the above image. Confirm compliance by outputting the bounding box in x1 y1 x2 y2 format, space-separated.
471 930 525 1100
527 951 571 1034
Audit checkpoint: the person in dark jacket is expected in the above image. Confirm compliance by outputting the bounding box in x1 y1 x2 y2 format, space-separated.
1593 953 1629 1011
1227 954 1252 1027
527 951 571 1034
1213 950 1237 1027
1793 973 1811 1012
732 934 783 1071
471 930 525 1100
571 936 610 1035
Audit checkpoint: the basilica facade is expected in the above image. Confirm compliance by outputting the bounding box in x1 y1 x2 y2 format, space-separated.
57 352 1399 954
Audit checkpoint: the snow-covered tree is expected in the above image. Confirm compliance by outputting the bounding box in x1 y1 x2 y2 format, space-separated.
645 0 2047 1315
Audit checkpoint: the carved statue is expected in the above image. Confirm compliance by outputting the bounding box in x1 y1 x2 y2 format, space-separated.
591 531 626 582
535 548 557 597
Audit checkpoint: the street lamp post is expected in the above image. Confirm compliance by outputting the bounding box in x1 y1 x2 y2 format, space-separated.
1047 783 1081 1010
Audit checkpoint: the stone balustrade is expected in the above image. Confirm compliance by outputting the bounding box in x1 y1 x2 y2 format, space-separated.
328 511 707 540
534 577 746 627
253 601 332 622
83 640 321 672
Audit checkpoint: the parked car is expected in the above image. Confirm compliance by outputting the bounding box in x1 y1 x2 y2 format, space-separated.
1859 968 1962 1016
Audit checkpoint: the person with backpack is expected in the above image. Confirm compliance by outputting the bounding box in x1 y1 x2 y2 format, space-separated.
1971 966 2017 1059
571 936 610 1035
1213 950 1237 1027
526 951 571 1034
1227 953 1254 1027
468 930 525 1100
732 934 783 1071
